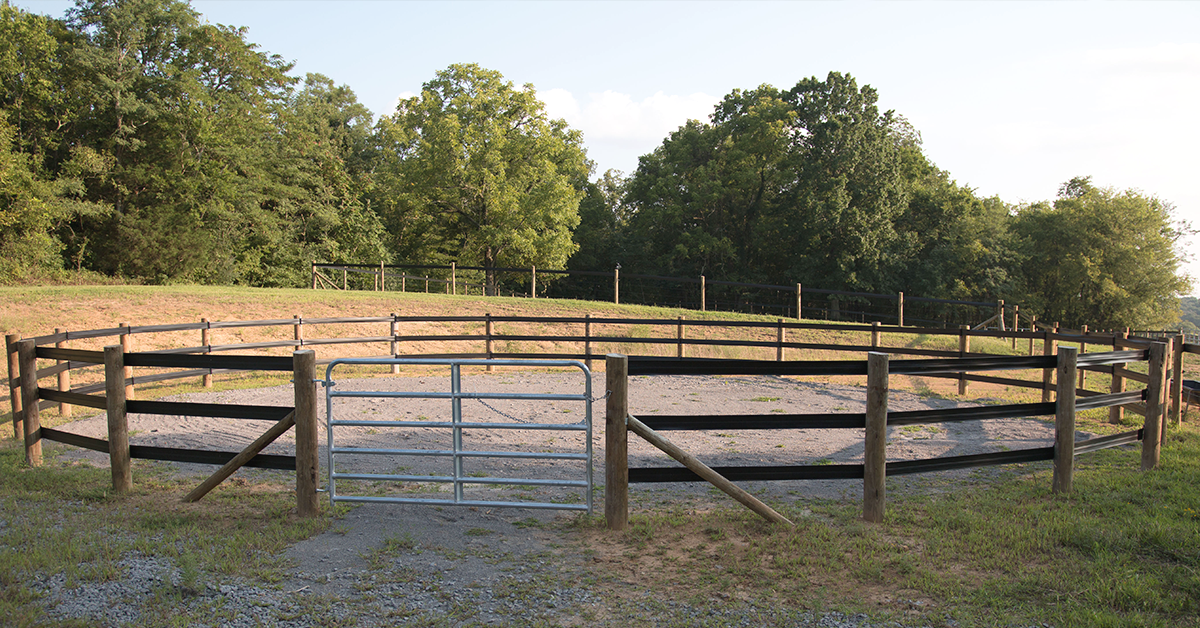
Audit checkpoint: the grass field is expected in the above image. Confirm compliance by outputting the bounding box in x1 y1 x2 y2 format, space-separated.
2 285 1198 626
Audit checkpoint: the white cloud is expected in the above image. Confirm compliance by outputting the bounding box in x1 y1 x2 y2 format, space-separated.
542 89 720 146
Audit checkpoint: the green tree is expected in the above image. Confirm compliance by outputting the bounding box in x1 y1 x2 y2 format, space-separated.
374 63 590 294
62 0 295 283
1013 176 1192 329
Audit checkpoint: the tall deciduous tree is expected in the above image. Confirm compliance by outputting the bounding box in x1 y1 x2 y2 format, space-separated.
1014 176 1192 329
375 63 590 294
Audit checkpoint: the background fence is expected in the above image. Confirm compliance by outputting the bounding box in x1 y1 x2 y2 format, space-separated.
312 262 1017 329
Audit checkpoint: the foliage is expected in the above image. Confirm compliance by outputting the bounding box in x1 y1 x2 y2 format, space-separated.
1013 176 1192 329
373 63 590 294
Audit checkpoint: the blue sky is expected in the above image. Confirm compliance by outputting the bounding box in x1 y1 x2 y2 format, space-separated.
14 0 1200 289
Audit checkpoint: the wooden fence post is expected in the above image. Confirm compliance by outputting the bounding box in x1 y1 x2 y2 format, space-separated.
997 300 1006 331
379 261 385 291
342 268 347 290
777 319 785 361
1170 333 1183 428
1028 316 1037 356
699 276 706 312
293 315 303 348
1162 337 1174 446
1141 342 1167 470
872 321 881 349
796 283 802 320
1011 306 1019 350
1110 329 1127 424
897 292 904 327
6 333 22 440
1042 327 1058 403
310 261 316 290
614 267 620 304
55 328 71 417
294 350 319 517
958 325 970 396
201 318 213 388
584 314 593 369
605 354 629 531
17 339 40 466
531 265 537 299
863 352 888 523
451 262 457 296
120 322 134 400
104 345 132 492
676 316 685 359
1052 346 1077 494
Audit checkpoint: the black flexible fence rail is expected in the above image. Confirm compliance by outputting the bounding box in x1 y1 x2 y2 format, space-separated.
603 347 1170 527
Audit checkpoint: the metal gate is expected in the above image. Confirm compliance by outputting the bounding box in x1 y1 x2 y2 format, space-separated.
324 359 593 513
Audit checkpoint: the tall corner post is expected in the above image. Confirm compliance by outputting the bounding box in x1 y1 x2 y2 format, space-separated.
1141 342 1167 471
605 353 629 531
17 339 41 466
1109 329 1127 424
104 345 132 492
293 350 320 517
863 352 889 523
6 333 22 440
1052 346 1078 494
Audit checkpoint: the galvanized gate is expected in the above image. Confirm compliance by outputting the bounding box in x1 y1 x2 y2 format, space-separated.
324 359 593 513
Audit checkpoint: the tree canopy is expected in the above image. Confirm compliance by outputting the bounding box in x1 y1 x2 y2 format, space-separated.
0 1 1192 330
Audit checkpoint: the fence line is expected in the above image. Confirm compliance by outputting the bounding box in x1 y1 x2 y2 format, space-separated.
603 344 1162 527
6 314 1193 434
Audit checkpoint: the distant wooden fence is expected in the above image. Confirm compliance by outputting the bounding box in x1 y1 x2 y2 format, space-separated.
312 261 1017 328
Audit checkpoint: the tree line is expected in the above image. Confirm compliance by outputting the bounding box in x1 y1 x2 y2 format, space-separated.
1 0 1191 329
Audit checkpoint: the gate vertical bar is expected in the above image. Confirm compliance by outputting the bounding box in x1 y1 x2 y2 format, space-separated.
452 362 464 503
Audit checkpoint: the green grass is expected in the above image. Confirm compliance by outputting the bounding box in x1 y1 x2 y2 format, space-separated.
0 440 332 626
582 422 1200 627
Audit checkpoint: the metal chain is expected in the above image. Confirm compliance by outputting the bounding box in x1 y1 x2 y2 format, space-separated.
474 390 611 424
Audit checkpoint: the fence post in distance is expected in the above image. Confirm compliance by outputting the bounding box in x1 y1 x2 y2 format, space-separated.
584 314 593 369
1110 329 1127 424
486 313 494 372
700 276 706 312
777 319 785 361
104 345 132 493
863 352 888 523
55 328 71 417
613 267 620 305
17 339 40 466
120 322 134 400
1042 327 1058 403
872 321 881 349
6 333 22 440
531 265 536 299
201 318 214 388
897 292 904 327
1052 346 1077 494
294 349 319 516
1170 333 1183 428
1011 305 1019 350
605 353 629 531
676 317 685 359
958 325 970 396
997 300 1006 331
796 283 802 321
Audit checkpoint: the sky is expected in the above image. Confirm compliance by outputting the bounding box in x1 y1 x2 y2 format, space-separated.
13 0 1200 290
